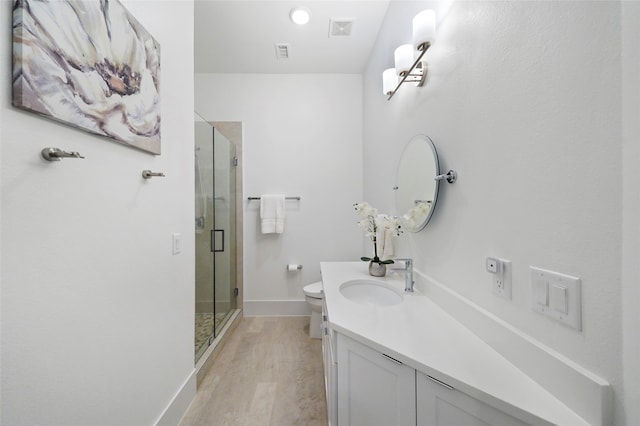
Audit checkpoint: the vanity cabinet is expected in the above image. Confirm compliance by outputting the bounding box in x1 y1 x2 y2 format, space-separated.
320 262 599 426
328 332 533 426
336 333 416 426
416 371 531 426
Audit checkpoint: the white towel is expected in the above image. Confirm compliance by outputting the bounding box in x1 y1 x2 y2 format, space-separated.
260 194 285 234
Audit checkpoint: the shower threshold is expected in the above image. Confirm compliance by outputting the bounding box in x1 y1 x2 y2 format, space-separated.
194 309 242 382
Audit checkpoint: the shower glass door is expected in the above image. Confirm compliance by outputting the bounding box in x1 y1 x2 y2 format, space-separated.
212 127 237 335
194 113 237 363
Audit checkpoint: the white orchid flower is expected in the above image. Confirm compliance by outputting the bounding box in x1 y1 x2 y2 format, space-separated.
354 202 403 264
406 201 430 221
354 202 378 218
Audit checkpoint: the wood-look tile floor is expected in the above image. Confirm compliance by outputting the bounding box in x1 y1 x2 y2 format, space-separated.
179 316 328 426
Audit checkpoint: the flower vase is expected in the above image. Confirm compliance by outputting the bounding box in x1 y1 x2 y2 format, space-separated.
368 261 387 277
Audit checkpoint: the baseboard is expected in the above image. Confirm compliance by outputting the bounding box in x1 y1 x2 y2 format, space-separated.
244 299 310 316
414 269 612 426
154 369 197 426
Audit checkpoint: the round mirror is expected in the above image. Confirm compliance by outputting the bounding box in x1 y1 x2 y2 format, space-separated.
394 135 439 232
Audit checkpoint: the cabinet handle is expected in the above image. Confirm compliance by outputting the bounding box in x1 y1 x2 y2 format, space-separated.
425 374 454 390
381 353 403 365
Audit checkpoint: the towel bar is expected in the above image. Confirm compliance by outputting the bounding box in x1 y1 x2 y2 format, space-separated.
247 196 301 200
41 147 84 161
142 170 165 179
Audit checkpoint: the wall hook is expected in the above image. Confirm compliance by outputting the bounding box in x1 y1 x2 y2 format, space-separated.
41 147 85 161
142 170 165 179
434 170 457 184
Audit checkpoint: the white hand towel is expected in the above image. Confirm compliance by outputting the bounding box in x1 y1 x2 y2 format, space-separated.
376 228 395 260
260 194 285 234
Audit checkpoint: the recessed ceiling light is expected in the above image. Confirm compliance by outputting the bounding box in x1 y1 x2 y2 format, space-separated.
290 7 311 25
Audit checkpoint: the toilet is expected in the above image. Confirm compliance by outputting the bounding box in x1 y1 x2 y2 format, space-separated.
303 281 324 339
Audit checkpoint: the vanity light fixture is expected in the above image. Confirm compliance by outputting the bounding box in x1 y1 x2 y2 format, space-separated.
382 68 398 95
290 6 311 25
394 44 415 77
413 10 436 51
384 9 436 100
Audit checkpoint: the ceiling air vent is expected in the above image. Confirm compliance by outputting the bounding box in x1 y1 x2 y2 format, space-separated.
274 43 290 60
329 18 355 37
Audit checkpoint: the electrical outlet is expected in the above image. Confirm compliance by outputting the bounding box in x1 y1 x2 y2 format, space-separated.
487 257 511 300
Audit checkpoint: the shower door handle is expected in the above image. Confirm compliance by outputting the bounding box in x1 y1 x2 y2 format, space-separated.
211 229 225 253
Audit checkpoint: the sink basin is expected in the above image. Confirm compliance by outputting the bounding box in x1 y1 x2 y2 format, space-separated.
339 279 403 307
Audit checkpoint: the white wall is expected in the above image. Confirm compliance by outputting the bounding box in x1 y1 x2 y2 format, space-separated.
0 1 196 424
621 2 640 424
364 1 631 425
195 74 363 315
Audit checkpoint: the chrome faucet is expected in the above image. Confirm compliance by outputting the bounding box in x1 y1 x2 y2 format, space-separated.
392 258 414 292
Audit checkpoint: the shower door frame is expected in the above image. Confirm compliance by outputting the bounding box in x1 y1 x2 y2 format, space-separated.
211 127 237 338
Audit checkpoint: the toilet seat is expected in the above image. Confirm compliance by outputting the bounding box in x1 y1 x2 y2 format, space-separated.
303 281 324 299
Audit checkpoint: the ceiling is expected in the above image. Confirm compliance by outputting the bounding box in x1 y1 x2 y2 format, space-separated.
194 1 391 74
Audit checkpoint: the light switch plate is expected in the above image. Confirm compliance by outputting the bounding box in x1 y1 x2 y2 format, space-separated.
172 233 181 255
530 266 581 331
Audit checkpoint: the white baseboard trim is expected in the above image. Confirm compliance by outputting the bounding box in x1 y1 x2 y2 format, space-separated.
154 369 197 426
244 300 310 316
414 269 612 426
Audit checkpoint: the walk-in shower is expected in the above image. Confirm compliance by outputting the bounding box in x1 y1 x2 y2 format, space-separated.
194 112 239 363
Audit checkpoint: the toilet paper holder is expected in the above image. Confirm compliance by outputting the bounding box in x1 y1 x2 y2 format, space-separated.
286 264 303 271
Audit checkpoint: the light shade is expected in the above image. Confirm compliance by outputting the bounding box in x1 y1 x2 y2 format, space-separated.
413 10 436 51
290 7 311 25
383 68 398 95
394 44 414 76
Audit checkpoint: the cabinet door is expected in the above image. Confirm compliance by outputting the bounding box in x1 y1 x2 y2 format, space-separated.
416 372 531 426
337 334 416 426
322 301 338 426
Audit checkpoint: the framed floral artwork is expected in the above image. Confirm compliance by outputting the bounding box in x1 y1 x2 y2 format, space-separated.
12 0 161 154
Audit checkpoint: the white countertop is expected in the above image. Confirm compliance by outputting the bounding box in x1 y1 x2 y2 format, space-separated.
321 261 589 426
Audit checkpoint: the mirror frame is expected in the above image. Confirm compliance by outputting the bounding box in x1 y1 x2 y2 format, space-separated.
394 134 440 233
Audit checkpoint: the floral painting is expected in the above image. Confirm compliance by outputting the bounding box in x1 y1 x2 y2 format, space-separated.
12 0 161 154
